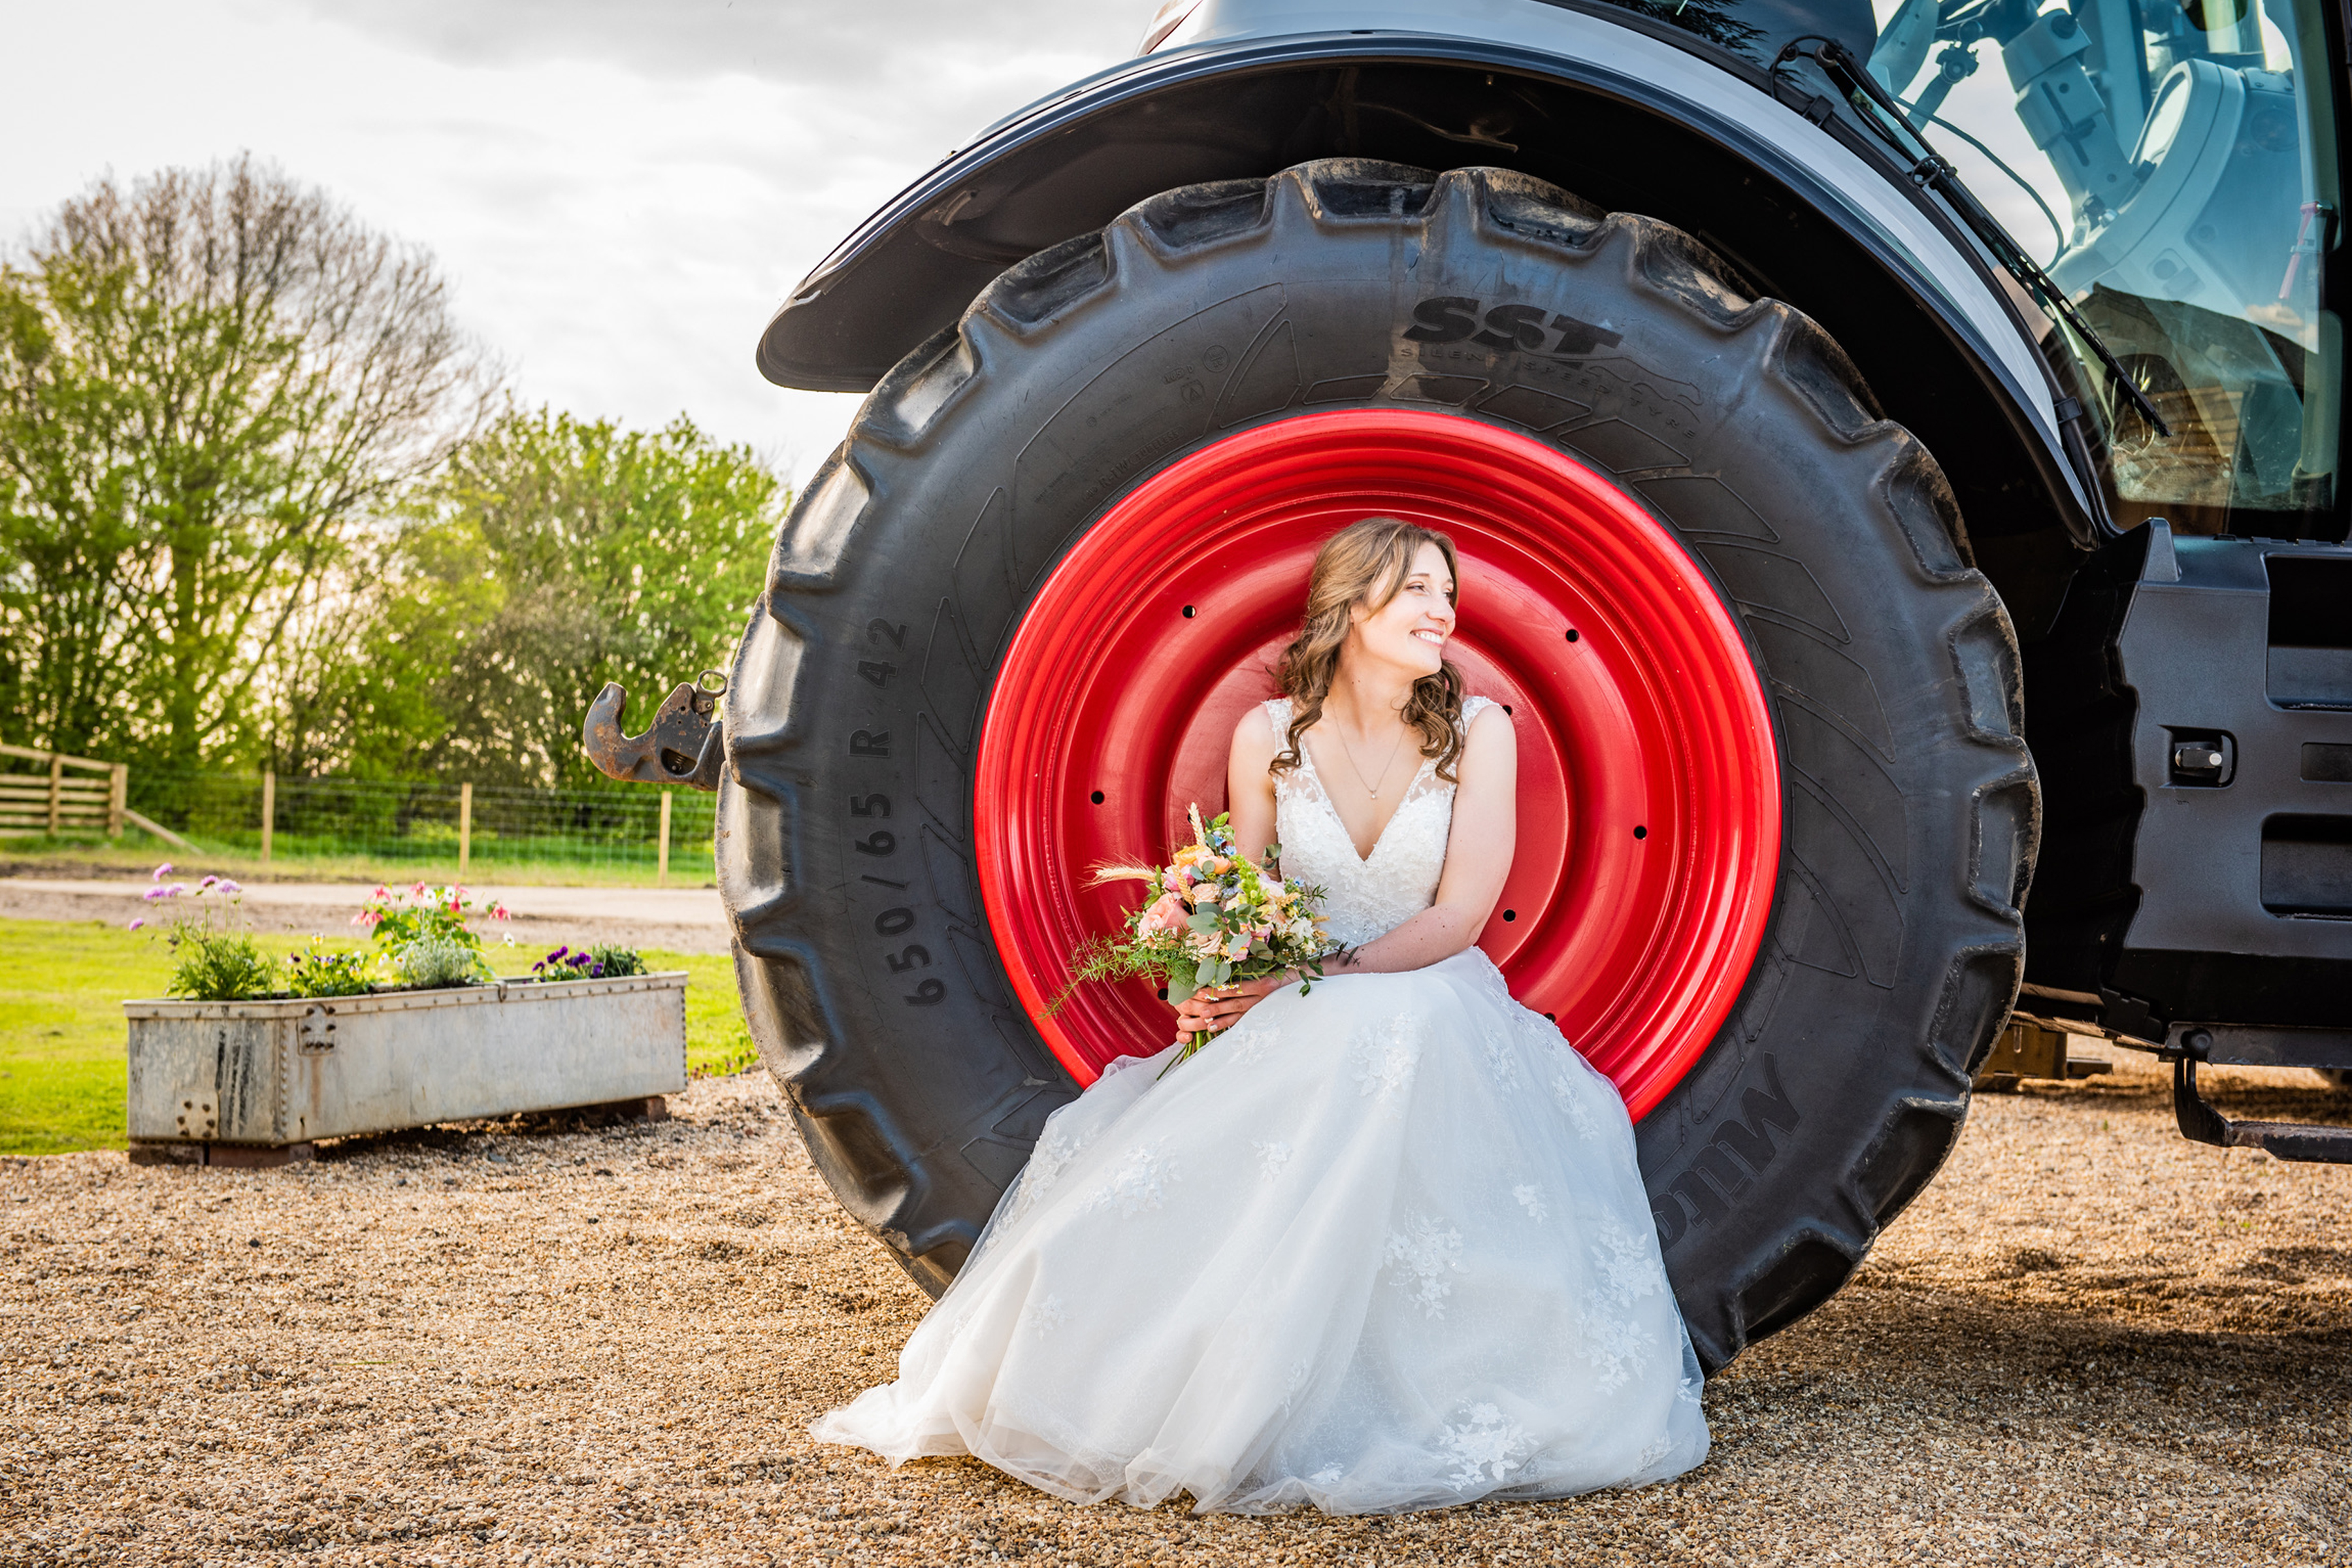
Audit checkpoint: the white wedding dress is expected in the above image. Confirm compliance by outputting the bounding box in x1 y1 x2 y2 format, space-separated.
811 697 1709 1513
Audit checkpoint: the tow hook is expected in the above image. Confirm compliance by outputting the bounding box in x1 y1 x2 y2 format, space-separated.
582 670 728 791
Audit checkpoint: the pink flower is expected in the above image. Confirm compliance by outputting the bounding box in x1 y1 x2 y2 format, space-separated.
410 882 427 896
141 887 167 902
199 875 218 889
127 917 144 931
151 862 172 882
372 885 390 900
1137 891 1187 936
166 883 188 898
491 904 510 921
217 879 241 896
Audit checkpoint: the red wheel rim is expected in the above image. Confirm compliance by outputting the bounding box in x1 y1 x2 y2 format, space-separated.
972 409 1779 1120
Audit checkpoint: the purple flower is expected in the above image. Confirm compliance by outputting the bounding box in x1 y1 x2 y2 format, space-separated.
547 945 570 962
151 862 172 882
216 879 242 896
127 917 144 931
167 883 188 897
199 875 218 890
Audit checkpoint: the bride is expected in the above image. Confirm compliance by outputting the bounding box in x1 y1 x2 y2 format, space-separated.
812 517 1709 1513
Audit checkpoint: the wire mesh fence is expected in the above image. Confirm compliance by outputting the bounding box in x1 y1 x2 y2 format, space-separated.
114 772 717 881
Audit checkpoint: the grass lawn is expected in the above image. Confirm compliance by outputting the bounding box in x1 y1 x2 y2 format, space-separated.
0 919 754 1156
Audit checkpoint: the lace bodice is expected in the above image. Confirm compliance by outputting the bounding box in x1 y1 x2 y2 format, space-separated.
1267 695 1497 949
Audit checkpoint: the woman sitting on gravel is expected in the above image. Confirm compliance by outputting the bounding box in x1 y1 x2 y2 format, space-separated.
811 519 1708 1514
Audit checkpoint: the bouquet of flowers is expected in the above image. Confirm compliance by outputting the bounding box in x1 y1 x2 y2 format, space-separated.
1062 804 1339 1076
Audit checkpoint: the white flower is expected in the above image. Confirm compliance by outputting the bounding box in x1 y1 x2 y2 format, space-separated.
1512 1184 1548 1221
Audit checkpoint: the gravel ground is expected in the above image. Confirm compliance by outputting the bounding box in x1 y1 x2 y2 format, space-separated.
3 1052 2346 1567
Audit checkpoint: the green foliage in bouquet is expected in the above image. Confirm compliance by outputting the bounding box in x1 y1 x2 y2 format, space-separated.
1061 806 1339 1075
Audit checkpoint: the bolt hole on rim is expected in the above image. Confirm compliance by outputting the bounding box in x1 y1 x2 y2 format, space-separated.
972 410 1780 1119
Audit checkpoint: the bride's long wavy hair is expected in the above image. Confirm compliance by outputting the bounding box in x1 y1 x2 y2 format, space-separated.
1272 517 1466 783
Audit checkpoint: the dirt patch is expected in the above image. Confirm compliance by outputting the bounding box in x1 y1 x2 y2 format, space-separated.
3 1055 2346 1565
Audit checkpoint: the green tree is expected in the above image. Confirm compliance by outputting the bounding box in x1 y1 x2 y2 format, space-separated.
0 156 493 770
275 405 777 787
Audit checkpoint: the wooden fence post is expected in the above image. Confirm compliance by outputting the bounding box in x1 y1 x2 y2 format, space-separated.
259 772 276 862
658 790 672 888
108 764 126 838
459 782 472 877
46 753 63 836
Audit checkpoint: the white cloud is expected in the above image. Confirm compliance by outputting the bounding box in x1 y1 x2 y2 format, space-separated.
0 0 1148 483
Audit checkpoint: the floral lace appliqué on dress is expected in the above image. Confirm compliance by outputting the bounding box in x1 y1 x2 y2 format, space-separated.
1081 1143 1181 1217
1439 1403 1538 1488
1382 1215 1469 1320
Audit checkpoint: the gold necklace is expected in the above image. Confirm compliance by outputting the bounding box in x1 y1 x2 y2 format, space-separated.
1333 721 1409 798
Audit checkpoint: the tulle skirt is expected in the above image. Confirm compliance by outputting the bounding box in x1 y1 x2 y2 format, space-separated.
809 948 1709 1514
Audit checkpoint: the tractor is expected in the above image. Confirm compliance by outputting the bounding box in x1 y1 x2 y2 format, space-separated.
587 0 2352 1372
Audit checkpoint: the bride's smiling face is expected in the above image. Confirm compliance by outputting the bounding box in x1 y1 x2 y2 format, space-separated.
1346 542 1457 678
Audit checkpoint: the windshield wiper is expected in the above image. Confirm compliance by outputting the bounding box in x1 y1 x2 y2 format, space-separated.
1772 35 2172 438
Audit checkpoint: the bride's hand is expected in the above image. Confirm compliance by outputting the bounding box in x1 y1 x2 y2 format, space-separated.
1171 972 1292 1037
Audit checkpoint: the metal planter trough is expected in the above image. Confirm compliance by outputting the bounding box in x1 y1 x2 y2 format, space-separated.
125 973 690 1166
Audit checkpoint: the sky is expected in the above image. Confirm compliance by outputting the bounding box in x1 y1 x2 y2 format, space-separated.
0 0 1151 484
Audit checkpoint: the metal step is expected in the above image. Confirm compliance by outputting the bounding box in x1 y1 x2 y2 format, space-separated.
2173 1056 2352 1164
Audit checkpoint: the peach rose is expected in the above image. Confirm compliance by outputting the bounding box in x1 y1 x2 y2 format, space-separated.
1139 890 1188 935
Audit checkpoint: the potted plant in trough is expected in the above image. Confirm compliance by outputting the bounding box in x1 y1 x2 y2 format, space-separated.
124 875 687 1167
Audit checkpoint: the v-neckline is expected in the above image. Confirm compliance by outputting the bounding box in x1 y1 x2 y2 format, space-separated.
1298 728 1431 864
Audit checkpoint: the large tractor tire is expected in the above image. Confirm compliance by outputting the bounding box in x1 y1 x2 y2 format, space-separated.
721 161 2038 1373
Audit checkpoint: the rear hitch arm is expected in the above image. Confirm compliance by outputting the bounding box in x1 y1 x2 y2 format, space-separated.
581 671 728 792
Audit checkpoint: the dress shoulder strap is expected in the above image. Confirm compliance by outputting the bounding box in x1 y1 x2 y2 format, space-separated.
1458 694 1499 732
1265 696 1294 740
